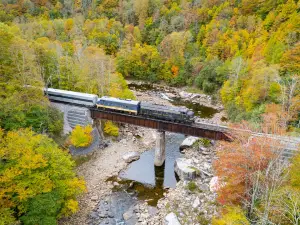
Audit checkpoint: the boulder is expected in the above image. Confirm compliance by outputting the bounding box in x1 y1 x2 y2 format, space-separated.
91 195 98 201
122 152 140 163
147 206 158 216
174 158 197 180
165 212 181 225
179 91 192 99
123 208 134 221
160 93 173 101
192 197 200 208
165 92 176 98
180 136 199 150
190 93 200 99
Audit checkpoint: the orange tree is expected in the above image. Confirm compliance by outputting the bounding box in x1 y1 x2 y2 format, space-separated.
213 106 287 222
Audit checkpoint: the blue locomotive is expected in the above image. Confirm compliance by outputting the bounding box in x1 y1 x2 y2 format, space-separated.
45 88 194 123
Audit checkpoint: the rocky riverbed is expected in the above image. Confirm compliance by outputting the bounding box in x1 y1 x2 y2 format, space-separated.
139 140 219 225
127 81 227 124
59 124 158 225
60 83 224 225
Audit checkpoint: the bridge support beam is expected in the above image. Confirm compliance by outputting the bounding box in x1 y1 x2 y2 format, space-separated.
154 130 166 166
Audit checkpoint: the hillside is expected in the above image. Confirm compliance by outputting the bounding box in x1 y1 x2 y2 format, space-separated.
0 1 299 224
1 0 299 129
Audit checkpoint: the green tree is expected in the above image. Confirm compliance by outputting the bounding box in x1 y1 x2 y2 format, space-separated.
195 59 224 94
117 43 164 82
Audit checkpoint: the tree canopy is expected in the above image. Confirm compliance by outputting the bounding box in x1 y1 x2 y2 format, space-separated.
0 129 86 224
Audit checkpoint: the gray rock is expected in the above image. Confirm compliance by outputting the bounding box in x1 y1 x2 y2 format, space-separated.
180 136 199 150
120 139 127 144
199 184 209 192
203 162 211 170
122 152 140 163
90 212 99 219
148 206 158 216
166 92 176 98
123 208 134 221
160 93 173 101
192 197 200 208
99 213 106 218
165 212 181 225
174 158 197 180
199 146 207 152
179 91 192 99
91 195 98 201
107 212 114 218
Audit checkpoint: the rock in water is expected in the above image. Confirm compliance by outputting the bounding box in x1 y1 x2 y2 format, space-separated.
180 136 199 150
165 212 181 225
174 158 197 180
122 152 140 163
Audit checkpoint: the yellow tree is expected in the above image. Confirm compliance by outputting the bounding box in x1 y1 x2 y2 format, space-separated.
70 125 93 147
0 129 86 224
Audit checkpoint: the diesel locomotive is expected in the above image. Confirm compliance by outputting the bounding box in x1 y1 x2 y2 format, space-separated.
45 88 194 123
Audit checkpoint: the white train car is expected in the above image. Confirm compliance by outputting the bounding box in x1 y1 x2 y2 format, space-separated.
45 88 98 107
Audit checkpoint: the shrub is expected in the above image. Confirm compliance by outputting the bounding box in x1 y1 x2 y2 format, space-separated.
199 138 211 147
193 138 211 148
186 181 198 192
70 125 93 147
104 121 119 137
212 206 249 225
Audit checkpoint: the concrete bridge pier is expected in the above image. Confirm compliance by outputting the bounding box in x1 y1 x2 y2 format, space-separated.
154 130 166 166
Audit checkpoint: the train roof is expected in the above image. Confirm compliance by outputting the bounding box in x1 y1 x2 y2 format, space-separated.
46 88 98 98
98 96 140 106
140 102 190 113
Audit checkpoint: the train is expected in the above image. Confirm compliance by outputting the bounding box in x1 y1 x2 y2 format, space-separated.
45 88 194 123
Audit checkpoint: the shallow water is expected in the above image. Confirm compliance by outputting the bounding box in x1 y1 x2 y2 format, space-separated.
128 83 160 92
128 83 219 118
172 97 218 118
107 133 185 206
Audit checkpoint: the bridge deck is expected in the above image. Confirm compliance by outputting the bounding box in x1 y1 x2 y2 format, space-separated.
90 108 232 141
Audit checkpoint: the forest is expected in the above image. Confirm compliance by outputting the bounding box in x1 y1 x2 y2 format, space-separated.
0 0 299 224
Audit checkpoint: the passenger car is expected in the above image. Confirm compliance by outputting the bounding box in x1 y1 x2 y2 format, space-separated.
45 88 194 123
96 96 140 115
45 88 98 107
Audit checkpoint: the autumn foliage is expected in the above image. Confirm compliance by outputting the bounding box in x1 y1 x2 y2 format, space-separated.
214 130 277 205
104 121 119 137
70 125 93 147
214 108 300 224
0 129 86 224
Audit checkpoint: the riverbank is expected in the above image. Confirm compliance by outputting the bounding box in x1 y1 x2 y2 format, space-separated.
60 83 223 225
59 124 157 225
127 80 227 124
138 141 219 225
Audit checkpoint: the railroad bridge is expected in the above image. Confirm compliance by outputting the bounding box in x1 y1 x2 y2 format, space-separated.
51 102 300 166
90 109 231 140
90 108 232 166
